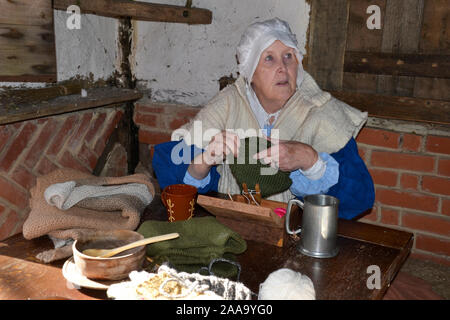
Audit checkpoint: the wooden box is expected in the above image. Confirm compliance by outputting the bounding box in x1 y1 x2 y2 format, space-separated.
197 194 298 247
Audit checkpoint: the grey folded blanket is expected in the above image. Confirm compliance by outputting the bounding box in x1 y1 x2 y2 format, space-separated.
22 168 155 263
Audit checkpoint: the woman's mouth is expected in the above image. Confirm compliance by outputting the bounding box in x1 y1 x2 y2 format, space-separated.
276 80 289 86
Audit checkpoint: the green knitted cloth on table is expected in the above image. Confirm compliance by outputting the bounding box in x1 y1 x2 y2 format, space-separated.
228 136 292 198
137 216 247 279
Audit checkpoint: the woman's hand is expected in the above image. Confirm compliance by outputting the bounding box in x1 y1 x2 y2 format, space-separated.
253 137 318 172
202 131 240 165
187 131 240 179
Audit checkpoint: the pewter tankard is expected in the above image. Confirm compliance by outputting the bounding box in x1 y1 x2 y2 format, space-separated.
285 194 339 258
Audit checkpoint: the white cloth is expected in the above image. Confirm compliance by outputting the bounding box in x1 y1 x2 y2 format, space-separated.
236 18 305 86
44 181 153 211
246 82 282 130
299 154 327 180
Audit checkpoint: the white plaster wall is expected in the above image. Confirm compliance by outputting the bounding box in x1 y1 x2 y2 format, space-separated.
0 10 117 89
53 11 118 82
134 0 310 106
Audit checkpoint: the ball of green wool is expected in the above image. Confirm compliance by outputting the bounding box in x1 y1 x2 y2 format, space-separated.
227 137 292 198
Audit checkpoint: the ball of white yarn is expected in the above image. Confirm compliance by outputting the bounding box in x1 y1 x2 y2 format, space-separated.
258 268 316 300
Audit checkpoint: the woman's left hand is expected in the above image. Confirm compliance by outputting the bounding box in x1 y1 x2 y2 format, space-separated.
253 137 318 172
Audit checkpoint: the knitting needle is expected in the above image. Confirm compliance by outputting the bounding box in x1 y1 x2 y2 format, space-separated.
242 183 251 204
254 183 262 205
242 183 249 196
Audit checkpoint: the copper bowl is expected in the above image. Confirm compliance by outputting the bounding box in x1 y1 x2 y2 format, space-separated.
72 230 146 281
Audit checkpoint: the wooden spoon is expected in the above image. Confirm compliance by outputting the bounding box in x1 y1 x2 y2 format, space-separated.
81 233 179 258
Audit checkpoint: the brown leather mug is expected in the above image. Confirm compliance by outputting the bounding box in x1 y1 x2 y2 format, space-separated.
161 184 198 222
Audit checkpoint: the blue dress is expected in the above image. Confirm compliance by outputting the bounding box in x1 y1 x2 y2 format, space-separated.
152 138 374 220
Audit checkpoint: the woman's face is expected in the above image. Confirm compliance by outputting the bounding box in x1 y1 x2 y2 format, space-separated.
251 40 298 112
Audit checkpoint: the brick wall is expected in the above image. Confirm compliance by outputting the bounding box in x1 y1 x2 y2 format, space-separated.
134 100 450 266
355 127 450 266
0 108 126 241
134 101 201 162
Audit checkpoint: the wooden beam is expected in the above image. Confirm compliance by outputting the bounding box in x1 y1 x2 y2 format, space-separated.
53 0 212 25
0 87 142 125
329 90 450 125
344 51 450 79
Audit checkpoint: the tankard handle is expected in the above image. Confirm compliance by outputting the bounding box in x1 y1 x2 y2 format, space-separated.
285 199 304 235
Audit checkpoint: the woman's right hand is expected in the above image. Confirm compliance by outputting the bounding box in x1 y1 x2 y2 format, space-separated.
203 131 240 165
187 131 240 179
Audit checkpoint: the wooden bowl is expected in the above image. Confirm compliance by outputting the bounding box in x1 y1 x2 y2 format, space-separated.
72 230 146 281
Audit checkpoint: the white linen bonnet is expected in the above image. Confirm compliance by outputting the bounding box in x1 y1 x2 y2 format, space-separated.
236 18 305 87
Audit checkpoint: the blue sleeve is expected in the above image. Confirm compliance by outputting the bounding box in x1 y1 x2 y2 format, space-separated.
289 152 339 196
291 138 374 220
327 138 375 220
183 170 211 189
152 140 220 193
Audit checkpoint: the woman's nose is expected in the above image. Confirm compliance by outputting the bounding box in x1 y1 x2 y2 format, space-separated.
276 59 288 72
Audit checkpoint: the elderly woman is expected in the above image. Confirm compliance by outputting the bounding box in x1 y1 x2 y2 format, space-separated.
152 18 374 219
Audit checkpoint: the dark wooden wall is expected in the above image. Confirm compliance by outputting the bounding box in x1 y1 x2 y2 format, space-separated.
0 0 57 82
306 0 449 125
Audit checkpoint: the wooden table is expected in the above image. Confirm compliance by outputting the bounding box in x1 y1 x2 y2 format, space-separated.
0 194 413 300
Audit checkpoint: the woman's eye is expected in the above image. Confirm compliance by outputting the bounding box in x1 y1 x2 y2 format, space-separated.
284 53 293 59
264 55 273 62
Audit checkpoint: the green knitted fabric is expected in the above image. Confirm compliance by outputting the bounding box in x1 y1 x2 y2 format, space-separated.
137 216 247 279
228 137 292 198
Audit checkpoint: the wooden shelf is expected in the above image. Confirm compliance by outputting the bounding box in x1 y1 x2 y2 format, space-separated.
53 0 212 25
0 87 142 125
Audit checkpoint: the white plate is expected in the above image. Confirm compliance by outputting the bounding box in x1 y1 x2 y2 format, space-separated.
62 257 123 290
